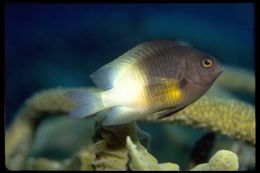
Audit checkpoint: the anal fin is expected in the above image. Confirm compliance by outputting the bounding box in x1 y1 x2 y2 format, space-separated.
102 106 140 126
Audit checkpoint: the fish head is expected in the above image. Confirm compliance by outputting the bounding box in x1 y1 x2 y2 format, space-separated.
184 49 224 88
178 48 224 104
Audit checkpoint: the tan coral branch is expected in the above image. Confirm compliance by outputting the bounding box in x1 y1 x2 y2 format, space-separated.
141 95 255 146
5 87 96 170
5 86 255 170
190 150 239 171
216 65 255 94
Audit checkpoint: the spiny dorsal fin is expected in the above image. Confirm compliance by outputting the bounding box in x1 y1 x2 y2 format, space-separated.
90 39 181 89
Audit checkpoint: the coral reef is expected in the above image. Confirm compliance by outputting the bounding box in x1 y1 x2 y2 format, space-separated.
30 116 95 158
126 136 180 171
190 150 239 171
23 123 152 170
142 95 255 146
215 65 255 95
20 123 239 171
5 65 255 170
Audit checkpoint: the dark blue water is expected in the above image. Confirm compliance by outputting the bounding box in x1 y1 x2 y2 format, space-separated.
5 4 254 124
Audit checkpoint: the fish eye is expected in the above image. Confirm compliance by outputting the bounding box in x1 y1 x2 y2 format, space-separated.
201 58 214 68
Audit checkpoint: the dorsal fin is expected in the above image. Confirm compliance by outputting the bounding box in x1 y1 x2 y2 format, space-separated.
90 39 180 89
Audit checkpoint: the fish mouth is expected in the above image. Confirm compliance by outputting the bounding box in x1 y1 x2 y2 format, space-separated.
215 64 224 76
220 66 224 73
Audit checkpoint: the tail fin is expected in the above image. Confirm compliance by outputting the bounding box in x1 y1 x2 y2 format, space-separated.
66 90 105 119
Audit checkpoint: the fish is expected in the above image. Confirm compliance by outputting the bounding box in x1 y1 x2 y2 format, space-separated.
67 39 224 126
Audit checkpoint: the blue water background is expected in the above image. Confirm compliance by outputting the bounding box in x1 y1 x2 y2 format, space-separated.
5 3 255 169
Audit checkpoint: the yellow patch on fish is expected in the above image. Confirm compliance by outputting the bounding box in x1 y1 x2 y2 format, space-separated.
144 78 183 109
166 87 182 101
67 39 223 126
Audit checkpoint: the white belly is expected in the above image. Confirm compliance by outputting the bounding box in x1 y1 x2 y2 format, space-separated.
102 68 148 110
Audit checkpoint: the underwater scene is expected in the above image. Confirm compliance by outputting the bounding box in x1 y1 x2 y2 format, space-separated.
5 3 255 171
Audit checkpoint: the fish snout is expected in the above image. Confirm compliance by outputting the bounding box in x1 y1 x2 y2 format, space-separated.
213 61 224 75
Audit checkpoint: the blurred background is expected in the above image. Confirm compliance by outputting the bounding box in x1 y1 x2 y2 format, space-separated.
5 3 255 170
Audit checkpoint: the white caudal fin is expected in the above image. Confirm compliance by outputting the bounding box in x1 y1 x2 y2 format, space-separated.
66 91 105 119
102 106 140 126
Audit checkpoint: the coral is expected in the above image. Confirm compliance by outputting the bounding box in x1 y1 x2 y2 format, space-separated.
216 64 255 95
141 95 255 146
7 113 242 171
231 142 255 170
126 136 179 171
26 158 65 170
5 87 95 170
21 121 239 171
90 123 133 171
30 116 95 157
25 145 96 170
190 150 239 171
5 119 33 170
5 65 255 170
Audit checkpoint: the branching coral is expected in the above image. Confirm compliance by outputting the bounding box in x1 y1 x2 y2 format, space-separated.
5 119 33 170
17 123 238 171
215 64 255 95
141 95 255 146
5 87 255 170
5 87 95 170
17 123 239 171
25 123 150 171
5 88 75 170
5 65 255 170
